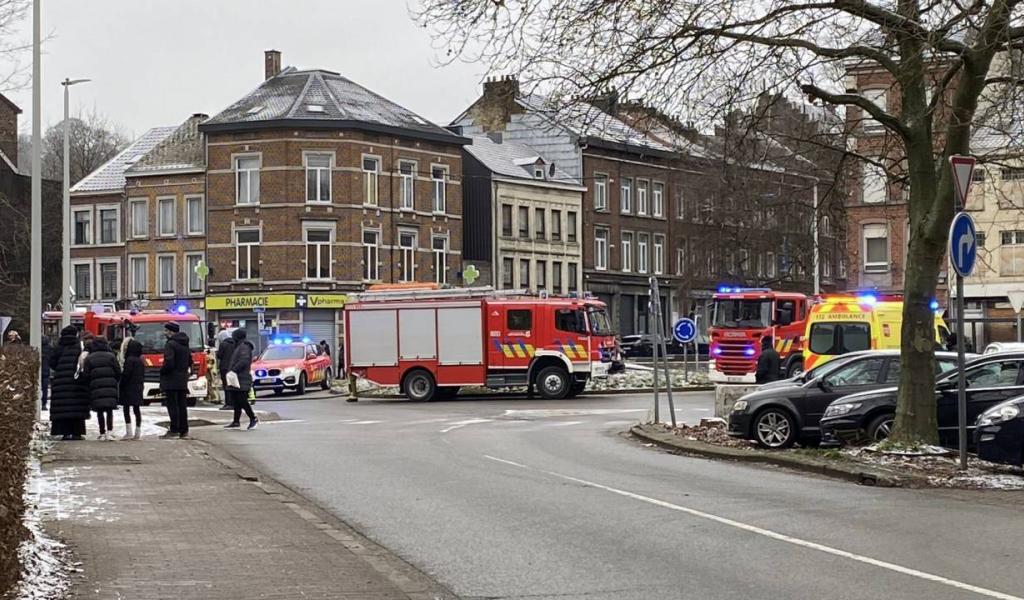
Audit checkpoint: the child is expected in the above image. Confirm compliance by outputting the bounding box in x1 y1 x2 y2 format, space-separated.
119 339 144 440
80 335 122 441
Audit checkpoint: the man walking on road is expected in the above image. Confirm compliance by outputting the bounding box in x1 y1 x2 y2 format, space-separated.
755 336 781 384
215 328 237 411
159 322 192 439
224 328 258 430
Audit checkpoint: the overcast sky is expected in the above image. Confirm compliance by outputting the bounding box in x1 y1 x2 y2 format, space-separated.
4 0 486 138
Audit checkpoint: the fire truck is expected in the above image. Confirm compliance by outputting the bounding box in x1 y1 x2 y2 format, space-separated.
343 287 619 401
43 306 209 405
708 287 812 384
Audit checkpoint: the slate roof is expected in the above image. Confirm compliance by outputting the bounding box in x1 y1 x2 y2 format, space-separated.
70 126 177 193
516 94 675 154
464 135 580 187
202 67 464 144
127 114 206 175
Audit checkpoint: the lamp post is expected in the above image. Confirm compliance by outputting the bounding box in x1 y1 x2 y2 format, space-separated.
30 0 41 419
60 77 90 327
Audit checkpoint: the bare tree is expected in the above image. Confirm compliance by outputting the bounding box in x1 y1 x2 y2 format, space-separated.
417 0 1024 444
19 108 129 185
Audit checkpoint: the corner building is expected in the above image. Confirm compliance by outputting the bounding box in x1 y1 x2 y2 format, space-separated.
200 51 467 355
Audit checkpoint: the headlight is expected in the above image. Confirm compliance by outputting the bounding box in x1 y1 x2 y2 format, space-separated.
732 400 748 412
283 367 300 376
823 402 861 418
977 403 1021 427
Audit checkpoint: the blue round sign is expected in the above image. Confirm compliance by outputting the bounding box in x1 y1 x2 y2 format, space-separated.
949 212 977 277
673 318 696 344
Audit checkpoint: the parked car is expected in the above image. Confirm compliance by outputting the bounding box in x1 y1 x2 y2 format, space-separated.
251 340 333 395
975 396 1024 467
728 351 962 448
756 350 875 391
620 334 653 358
983 342 1024 355
820 351 1024 447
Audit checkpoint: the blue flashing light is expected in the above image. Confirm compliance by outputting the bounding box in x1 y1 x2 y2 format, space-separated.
857 294 878 306
744 347 756 357
301 336 311 344
712 347 723 356
175 304 188 314
283 337 293 344
929 299 940 311
272 338 283 345
255 369 267 378
718 286 733 294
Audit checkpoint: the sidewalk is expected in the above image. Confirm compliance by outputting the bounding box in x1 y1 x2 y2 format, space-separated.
37 421 457 600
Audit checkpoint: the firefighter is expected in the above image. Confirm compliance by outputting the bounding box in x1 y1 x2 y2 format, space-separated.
755 336 781 384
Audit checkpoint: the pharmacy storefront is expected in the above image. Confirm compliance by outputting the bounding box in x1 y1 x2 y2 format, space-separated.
205 293 347 359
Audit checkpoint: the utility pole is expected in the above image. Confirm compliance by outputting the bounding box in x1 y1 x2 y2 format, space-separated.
30 0 42 419
61 78 91 327
811 178 820 295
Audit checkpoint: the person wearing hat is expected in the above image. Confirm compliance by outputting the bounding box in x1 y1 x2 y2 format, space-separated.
159 321 193 439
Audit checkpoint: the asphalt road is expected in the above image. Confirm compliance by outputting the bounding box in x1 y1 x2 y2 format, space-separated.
193 390 1024 600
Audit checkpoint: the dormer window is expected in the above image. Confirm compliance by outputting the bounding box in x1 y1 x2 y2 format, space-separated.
534 167 545 179
245 106 264 116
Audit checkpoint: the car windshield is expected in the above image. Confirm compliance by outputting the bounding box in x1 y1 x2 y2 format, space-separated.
808 322 870 355
132 322 205 353
712 299 771 328
587 308 614 336
259 346 305 361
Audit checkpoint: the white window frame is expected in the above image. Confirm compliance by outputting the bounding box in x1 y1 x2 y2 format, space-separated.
185 195 205 236
676 191 686 220
621 231 633 273
234 154 261 205
96 259 120 301
431 164 447 214
861 88 887 133
235 228 261 281
184 252 205 295
863 223 889 272
128 254 148 297
157 196 176 237
362 155 380 207
398 228 418 282
676 244 686 276
620 178 633 214
594 173 608 211
595 228 609 271
96 204 121 245
652 182 664 217
432 234 448 284
637 180 649 216
362 229 381 281
567 212 578 243
303 222 334 281
156 254 177 298
399 160 416 211
304 152 333 204
654 235 665 274
71 207 93 246
862 160 887 204
766 252 777 278
128 198 148 239
637 233 649 273
71 259 93 301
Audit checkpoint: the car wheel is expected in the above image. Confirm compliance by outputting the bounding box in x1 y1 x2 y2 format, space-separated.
753 408 797 449
296 373 307 395
404 369 436 402
321 368 332 391
867 414 894 442
536 366 571 400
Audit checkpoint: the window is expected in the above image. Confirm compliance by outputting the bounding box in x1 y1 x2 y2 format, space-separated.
432 236 448 284
507 309 532 331
555 308 580 333
399 161 416 210
73 210 92 245
1000 230 1024 245
551 209 562 241
965 361 1022 388
129 200 147 238
363 157 379 206
653 182 664 217
1002 167 1024 181
73 263 91 299
654 235 665 274
824 358 885 387
129 256 147 296
519 258 531 288
862 161 887 203
621 178 633 213
973 168 986 183
533 167 545 180
637 180 649 215
863 224 889 272
157 255 176 297
676 245 686 276
862 88 887 133
766 251 776 278
305 153 332 203
518 206 530 238
98 208 118 244
99 262 118 300
186 196 204 235
567 212 578 243
497 202 509 235
235 156 260 205
535 208 546 240
432 166 447 213
185 254 204 295
567 263 578 292
502 257 514 288
595 228 609 270
552 261 562 293
594 174 608 211
977 232 988 249
676 191 686 220
536 261 546 290
362 230 380 281
637 233 649 274
399 230 417 282
621 232 633 272
158 198 176 236
304 227 332 280
235 229 261 280
808 322 871 355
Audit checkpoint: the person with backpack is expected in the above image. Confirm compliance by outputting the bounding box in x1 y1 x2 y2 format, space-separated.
48 326 90 440
119 339 145 440
224 328 258 430
80 336 122 441
159 322 192 439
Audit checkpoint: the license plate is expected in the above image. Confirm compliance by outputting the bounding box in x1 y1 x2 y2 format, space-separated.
259 378 275 384
727 376 743 383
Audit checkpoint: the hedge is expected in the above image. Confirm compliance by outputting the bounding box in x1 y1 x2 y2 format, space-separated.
0 345 38 596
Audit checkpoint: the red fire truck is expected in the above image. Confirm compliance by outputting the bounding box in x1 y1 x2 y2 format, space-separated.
43 307 209 404
343 287 618 401
708 287 812 384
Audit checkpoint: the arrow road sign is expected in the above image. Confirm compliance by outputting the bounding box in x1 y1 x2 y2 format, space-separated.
949 212 977 278
949 155 976 209
673 318 697 344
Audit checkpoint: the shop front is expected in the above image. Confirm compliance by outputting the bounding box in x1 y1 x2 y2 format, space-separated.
205 293 347 360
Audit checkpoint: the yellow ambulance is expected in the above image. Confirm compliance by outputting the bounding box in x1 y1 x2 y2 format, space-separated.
802 294 950 372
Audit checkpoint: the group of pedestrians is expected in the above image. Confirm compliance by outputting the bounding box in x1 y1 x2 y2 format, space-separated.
215 328 259 430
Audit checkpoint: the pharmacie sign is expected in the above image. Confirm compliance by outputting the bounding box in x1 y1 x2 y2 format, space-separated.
206 293 347 310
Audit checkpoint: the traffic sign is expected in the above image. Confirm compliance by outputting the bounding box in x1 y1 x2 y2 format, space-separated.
673 318 696 344
949 155 976 209
949 212 978 277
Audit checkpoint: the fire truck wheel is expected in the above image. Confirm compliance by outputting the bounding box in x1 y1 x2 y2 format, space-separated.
536 366 571 400
321 369 333 391
404 369 437 402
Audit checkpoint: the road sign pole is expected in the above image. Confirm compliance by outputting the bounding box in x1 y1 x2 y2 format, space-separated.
948 156 977 470
651 278 676 428
956 273 968 469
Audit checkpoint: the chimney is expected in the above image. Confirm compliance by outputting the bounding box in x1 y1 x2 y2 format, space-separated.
474 75 520 132
589 89 620 116
265 50 282 80
486 131 503 144
0 93 21 166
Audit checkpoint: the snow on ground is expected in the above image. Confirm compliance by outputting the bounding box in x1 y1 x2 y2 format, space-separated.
842 447 1024 490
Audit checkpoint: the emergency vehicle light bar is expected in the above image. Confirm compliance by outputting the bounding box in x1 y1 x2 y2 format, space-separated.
716 286 772 294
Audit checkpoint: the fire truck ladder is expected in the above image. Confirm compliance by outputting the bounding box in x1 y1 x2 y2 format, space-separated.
349 286 531 303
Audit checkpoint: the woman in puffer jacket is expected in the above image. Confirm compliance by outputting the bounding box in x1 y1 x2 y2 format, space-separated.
81 336 122 441
48 326 90 440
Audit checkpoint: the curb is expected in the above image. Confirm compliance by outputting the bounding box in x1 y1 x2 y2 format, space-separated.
630 424 926 488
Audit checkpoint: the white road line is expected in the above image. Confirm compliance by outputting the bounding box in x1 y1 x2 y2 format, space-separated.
259 419 304 425
440 419 493 433
548 421 585 427
482 455 1022 600
349 420 383 425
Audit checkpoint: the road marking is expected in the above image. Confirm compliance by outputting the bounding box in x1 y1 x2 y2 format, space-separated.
260 419 304 425
440 419 493 433
349 420 383 425
503 408 646 418
548 421 585 427
481 455 1022 600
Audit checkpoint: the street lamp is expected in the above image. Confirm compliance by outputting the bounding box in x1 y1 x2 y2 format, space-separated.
60 77 90 327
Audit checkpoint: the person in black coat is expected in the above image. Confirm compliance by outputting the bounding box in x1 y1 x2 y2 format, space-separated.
159 322 192 439
225 328 258 430
81 336 122 440
47 326 89 440
755 336 781 384
119 339 145 440
215 329 237 410
40 336 52 410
